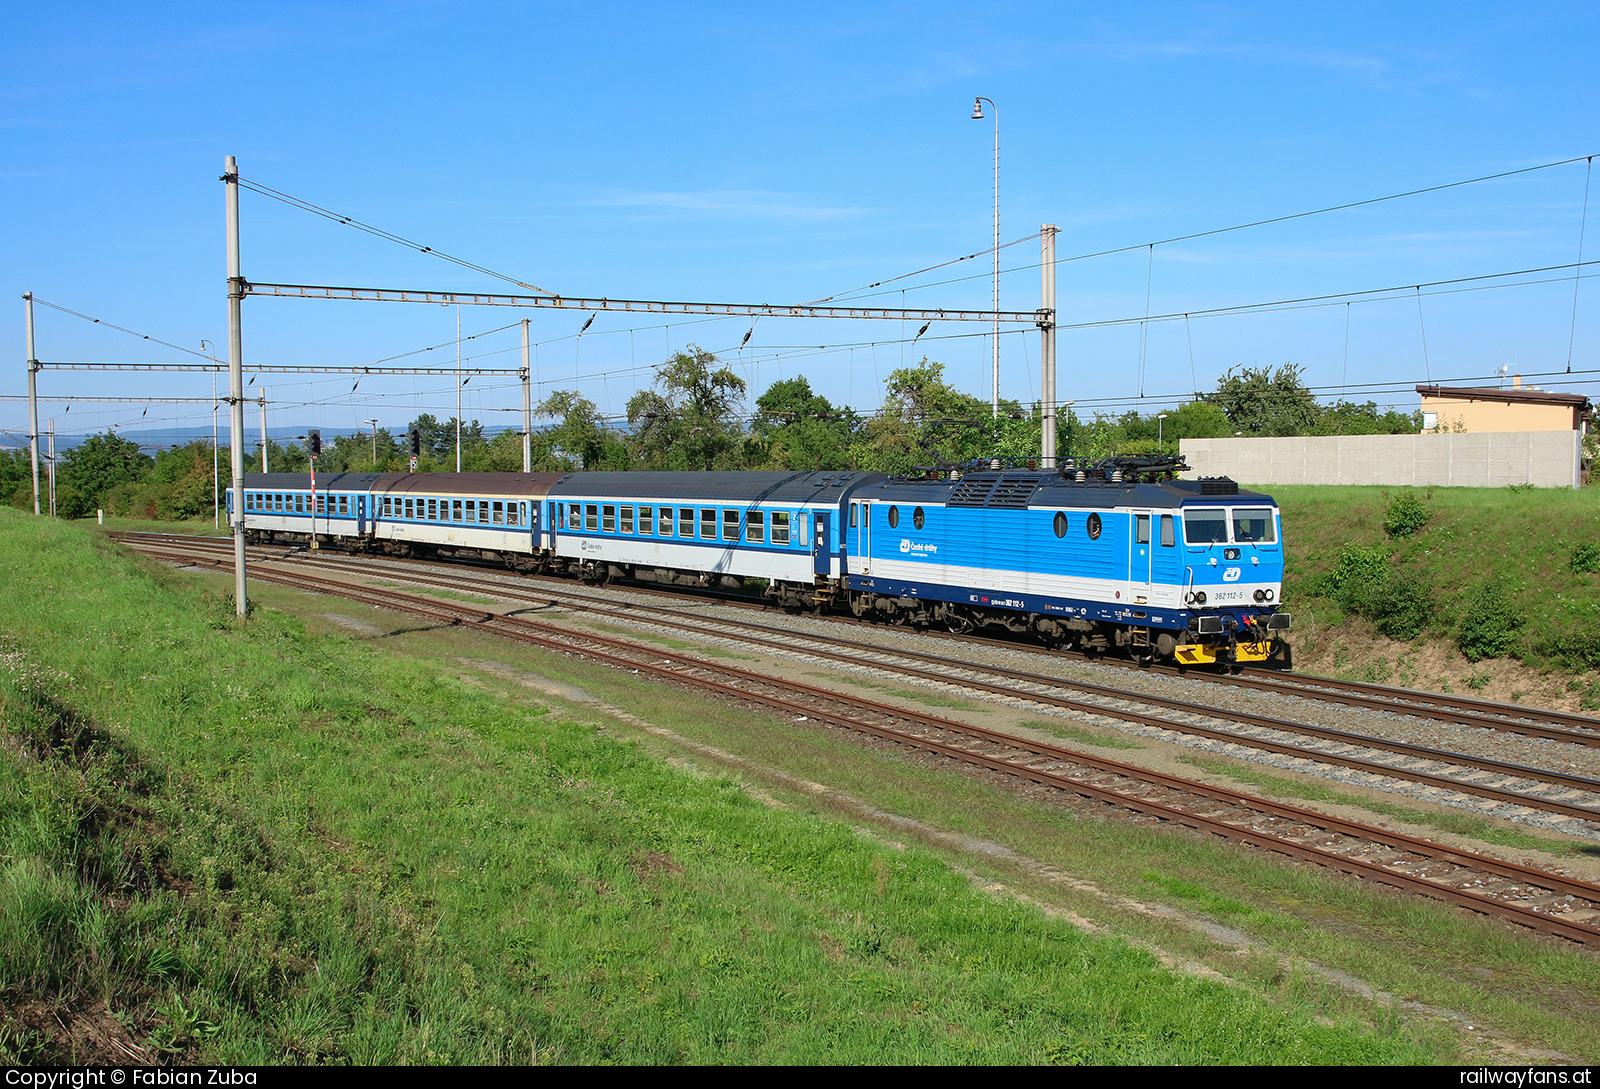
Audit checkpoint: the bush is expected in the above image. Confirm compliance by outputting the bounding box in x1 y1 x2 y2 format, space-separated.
1367 572 1436 641
1572 543 1600 576
1455 582 1525 662
1382 492 1432 538
1538 624 1600 671
1315 545 1391 611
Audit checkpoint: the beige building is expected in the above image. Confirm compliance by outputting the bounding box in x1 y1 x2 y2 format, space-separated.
1417 383 1592 434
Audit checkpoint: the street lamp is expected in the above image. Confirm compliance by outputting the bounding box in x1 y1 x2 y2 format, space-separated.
971 95 999 419
1158 412 1168 447
366 419 380 465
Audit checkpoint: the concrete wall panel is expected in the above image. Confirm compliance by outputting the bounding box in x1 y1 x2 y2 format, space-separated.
1179 431 1580 488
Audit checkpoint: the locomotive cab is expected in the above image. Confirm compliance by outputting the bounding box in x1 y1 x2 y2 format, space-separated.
1175 500 1289 666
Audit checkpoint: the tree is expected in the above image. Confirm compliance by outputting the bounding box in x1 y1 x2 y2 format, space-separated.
1205 363 1320 436
850 359 993 473
626 346 747 470
749 376 856 470
537 390 626 470
1315 400 1421 436
56 431 152 518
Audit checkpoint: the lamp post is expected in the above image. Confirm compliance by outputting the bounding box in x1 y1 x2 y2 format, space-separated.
1158 412 1168 447
971 96 999 419
366 418 380 466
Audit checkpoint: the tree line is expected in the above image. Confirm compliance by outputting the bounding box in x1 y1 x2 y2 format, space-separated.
2 351 1420 520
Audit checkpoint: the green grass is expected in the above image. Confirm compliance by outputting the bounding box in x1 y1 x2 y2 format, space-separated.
803 671 992 712
1179 754 1597 858
1020 719 1144 750
1268 485 1600 671
0 509 1450 1065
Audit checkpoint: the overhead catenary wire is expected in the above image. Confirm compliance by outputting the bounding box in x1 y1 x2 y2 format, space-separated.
234 176 556 296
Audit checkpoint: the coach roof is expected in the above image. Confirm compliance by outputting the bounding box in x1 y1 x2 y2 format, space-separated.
551 470 887 503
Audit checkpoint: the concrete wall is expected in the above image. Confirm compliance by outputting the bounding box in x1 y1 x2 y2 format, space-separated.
1179 430 1583 488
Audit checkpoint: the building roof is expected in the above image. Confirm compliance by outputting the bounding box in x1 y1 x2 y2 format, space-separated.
1416 384 1592 410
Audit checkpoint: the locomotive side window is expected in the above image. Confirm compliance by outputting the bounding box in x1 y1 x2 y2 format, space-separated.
602 505 616 532
772 511 791 544
639 506 653 535
722 509 740 541
1135 515 1150 545
1053 512 1068 538
747 510 765 543
1086 512 1102 540
1232 508 1276 544
888 505 900 529
913 506 925 529
1161 514 1175 547
1184 509 1228 544
849 504 857 528
621 506 634 534
679 507 694 537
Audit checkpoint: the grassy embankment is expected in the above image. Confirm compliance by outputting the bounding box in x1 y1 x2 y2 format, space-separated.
0 509 1447 1064
1266 485 1600 707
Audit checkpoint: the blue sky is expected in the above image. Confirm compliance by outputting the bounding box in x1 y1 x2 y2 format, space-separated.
3 2 1597 445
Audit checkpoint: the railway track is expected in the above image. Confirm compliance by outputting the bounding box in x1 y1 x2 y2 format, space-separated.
117 532 1600 945
115 531 1600 832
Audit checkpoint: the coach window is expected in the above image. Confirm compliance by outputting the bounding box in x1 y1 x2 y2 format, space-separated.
493 502 505 525
679 507 694 538
569 504 580 530
639 506 653 535
342 496 351 516
1135 515 1150 545
603 505 616 533
1086 512 1102 540
1053 511 1068 538
1161 514 1175 547
315 495 325 515
747 510 765 543
294 494 302 514
621 506 634 534
465 500 477 524
700 508 717 540
887 505 900 529
403 498 412 519
722 509 740 542
509 503 521 527
585 504 598 531
772 511 791 545
913 506 925 530
450 499 460 521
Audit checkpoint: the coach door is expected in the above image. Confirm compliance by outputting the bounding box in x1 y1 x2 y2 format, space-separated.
849 502 872 574
357 495 367 535
812 512 831 577
1129 510 1153 603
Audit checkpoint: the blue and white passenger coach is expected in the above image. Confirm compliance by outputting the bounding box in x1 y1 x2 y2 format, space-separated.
543 470 887 608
